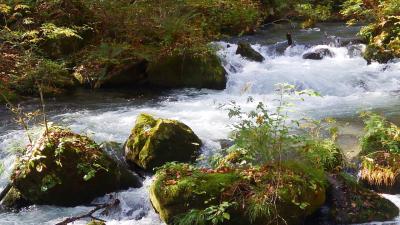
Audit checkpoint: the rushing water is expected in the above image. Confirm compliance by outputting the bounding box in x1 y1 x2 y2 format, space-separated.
1 23 400 224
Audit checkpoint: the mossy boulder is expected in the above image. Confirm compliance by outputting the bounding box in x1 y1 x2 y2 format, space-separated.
125 114 202 170
328 173 399 224
150 162 327 225
11 126 142 206
235 42 265 62
360 151 400 193
146 52 227 90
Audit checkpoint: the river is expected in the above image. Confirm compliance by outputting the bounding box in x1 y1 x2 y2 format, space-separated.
0 23 400 225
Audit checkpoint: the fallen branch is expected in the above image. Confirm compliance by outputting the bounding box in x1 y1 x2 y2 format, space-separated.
55 199 120 225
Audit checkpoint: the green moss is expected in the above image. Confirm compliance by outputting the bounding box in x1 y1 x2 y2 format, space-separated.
125 114 202 170
1 187 30 209
86 220 106 225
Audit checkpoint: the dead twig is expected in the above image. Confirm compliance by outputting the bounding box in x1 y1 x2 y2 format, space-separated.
55 199 120 225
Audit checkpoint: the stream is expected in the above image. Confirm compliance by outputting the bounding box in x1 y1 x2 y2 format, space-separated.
1 23 400 225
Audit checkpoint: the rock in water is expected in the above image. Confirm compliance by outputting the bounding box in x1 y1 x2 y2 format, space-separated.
125 114 202 171
302 48 334 60
11 126 142 206
146 52 227 90
150 162 326 225
328 173 399 224
236 41 265 62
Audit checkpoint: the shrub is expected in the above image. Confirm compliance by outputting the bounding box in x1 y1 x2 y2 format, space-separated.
360 112 400 155
342 0 400 62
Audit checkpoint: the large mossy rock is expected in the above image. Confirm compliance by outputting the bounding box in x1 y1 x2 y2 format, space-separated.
11 127 142 206
150 162 327 225
235 42 265 62
360 151 400 193
146 52 227 90
328 173 399 224
125 114 202 171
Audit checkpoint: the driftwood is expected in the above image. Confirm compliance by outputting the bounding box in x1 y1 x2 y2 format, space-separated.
55 199 120 225
0 183 12 202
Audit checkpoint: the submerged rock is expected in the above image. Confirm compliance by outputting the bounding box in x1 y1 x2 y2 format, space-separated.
302 48 334 60
328 173 398 224
11 127 142 206
236 42 265 62
150 162 326 225
360 151 400 194
125 114 202 171
146 52 227 90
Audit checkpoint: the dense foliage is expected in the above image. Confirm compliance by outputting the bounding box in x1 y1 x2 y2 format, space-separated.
341 0 400 62
0 0 347 102
360 112 400 155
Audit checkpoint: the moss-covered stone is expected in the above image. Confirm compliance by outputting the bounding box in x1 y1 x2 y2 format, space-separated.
150 162 327 225
328 173 399 224
146 51 227 90
1 187 30 209
11 126 142 206
125 114 202 170
235 42 265 62
360 151 400 193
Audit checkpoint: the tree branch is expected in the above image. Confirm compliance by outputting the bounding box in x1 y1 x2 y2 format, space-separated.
55 199 120 225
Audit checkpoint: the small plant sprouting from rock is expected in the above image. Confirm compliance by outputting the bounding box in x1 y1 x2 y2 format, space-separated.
0 94 40 145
